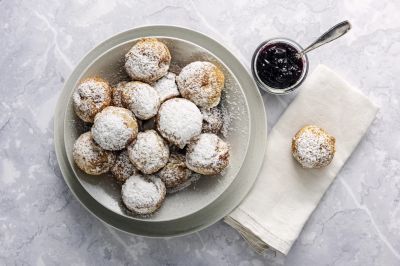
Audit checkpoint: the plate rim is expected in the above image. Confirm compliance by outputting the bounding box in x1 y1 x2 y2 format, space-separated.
54 25 267 237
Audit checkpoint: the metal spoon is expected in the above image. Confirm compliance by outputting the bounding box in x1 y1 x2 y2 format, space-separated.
296 20 352 58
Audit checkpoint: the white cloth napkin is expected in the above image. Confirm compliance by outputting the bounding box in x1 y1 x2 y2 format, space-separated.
225 64 378 255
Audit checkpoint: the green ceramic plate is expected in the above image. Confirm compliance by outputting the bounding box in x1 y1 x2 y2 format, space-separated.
54 25 267 236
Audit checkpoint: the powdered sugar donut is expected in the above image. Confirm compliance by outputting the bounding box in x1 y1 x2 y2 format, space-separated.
127 130 169 174
121 81 160 120
291 125 336 168
186 133 230 175
124 38 171 83
177 61 225 109
201 107 223 134
152 72 179 103
72 77 112 123
158 153 192 191
121 174 166 215
156 98 203 148
111 150 139 184
73 132 116 175
91 106 138 151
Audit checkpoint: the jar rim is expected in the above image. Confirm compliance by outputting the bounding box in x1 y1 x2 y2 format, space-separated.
251 38 309 95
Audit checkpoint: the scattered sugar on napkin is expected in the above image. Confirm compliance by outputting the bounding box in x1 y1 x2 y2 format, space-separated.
225 65 378 255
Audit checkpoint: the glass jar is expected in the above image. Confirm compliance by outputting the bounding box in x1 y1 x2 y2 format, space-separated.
251 38 309 95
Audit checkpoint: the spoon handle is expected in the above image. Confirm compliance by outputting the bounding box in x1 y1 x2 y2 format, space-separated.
301 21 352 55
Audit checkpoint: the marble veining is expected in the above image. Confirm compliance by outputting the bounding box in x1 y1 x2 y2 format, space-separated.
1 0 399 265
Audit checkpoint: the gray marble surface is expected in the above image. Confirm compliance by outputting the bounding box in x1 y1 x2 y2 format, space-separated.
1 0 399 265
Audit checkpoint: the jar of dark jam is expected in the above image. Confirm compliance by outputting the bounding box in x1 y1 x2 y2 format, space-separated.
251 38 309 95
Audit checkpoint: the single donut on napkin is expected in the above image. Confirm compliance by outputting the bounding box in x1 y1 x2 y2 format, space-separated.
291 125 336 168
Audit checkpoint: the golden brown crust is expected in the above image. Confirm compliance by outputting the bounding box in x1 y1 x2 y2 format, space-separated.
111 150 139 184
158 153 192 189
120 81 160 120
124 38 171 83
72 132 116 175
73 77 112 123
291 125 336 168
185 133 230 175
127 130 170 174
201 107 223 134
214 66 225 93
121 174 166 215
91 106 138 151
111 81 128 107
177 62 225 109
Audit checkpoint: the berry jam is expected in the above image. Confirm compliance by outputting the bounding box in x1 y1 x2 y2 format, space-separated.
255 42 304 89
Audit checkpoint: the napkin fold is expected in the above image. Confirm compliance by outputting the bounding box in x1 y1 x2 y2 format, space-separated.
225 65 378 255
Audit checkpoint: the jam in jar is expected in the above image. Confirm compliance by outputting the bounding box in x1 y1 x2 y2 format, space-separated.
252 38 308 94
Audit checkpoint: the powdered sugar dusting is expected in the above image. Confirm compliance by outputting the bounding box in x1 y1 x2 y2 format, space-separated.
72 78 111 122
91 107 137 151
111 81 127 107
186 133 230 175
124 38 171 83
176 61 223 108
187 134 219 166
166 173 199 194
152 72 180 102
121 174 166 214
72 132 116 175
128 130 169 174
111 150 139 184
292 126 335 168
158 153 192 191
157 98 202 148
122 81 160 120
219 78 243 138
220 104 232 138
201 107 223 134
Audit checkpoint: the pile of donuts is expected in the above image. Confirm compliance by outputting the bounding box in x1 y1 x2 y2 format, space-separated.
72 38 230 216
